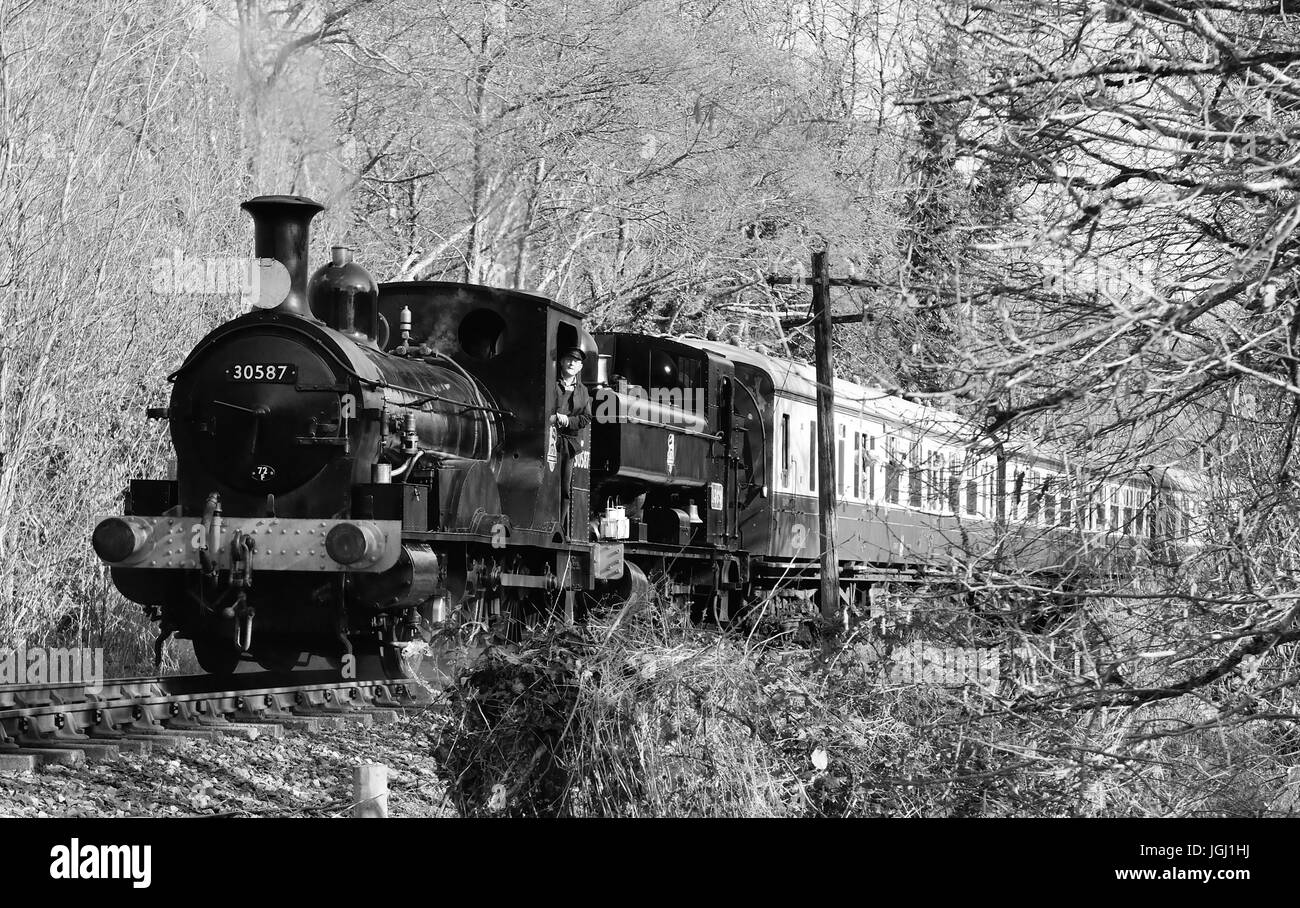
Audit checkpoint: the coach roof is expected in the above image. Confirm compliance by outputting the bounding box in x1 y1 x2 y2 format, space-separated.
686 337 975 440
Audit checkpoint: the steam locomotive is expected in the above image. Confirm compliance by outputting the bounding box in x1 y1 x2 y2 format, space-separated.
92 195 1199 677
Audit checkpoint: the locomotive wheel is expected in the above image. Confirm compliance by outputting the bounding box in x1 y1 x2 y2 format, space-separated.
191 636 242 675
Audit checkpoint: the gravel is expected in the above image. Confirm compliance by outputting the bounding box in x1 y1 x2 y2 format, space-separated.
0 706 456 818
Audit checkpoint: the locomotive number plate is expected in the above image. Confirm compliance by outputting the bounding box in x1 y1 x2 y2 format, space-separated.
225 363 298 382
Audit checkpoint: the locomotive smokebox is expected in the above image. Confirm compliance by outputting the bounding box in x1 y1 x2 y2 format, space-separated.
241 195 324 318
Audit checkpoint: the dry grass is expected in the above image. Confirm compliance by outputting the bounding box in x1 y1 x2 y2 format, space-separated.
430 587 1300 818
433 593 1075 817
433 599 796 817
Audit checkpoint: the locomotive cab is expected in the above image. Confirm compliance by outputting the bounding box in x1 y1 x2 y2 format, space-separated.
376 281 597 539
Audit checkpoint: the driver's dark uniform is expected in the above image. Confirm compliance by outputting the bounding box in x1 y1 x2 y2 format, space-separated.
555 377 591 536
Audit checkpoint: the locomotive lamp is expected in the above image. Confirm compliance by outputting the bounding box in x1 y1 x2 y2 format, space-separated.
599 503 630 540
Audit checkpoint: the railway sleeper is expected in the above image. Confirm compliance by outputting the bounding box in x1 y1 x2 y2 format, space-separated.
233 708 322 733
14 736 123 762
0 752 41 771
3 747 84 767
292 707 374 727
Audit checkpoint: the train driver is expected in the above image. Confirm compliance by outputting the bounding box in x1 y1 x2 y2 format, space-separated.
552 346 592 536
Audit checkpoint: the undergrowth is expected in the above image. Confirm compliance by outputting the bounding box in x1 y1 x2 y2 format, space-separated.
433 598 1091 817
431 594 1296 817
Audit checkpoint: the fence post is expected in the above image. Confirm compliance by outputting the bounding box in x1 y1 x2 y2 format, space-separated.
353 762 389 818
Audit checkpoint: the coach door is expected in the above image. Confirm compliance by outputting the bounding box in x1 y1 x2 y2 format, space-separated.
730 363 771 556
707 354 739 549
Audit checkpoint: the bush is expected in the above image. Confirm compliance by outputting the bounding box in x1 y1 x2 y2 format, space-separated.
432 601 794 817
430 596 1089 817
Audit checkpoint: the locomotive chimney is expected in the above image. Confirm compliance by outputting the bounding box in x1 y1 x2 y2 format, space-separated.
241 195 324 319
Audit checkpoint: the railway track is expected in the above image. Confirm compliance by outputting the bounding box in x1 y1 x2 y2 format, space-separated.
0 670 431 771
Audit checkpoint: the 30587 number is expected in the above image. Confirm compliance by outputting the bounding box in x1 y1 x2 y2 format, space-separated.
226 363 297 382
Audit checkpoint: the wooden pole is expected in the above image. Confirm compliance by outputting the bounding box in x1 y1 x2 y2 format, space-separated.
353 762 388 818
812 250 840 630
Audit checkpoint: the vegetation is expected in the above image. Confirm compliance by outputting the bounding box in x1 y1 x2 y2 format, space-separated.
434 594 1299 817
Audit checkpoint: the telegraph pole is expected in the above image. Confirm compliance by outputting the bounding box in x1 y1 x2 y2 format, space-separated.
768 249 872 633
811 251 839 629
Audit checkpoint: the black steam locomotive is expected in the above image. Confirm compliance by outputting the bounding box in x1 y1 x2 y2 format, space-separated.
93 195 1199 677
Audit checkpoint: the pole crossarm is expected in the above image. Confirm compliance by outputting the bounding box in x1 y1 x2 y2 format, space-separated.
765 274 882 330
766 275 883 288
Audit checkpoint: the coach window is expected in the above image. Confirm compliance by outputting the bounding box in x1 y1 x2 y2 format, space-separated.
780 413 790 489
934 451 943 510
948 455 961 512
922 450 932 509
838 426 847 497
867 435 878 501
942 454 953 511
809 420 817 492
852 433 862 499
1011 469 1026 521
885 437 901 504
908 441 923 508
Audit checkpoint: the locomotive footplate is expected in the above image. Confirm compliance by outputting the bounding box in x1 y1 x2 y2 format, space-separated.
615 542 721 559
